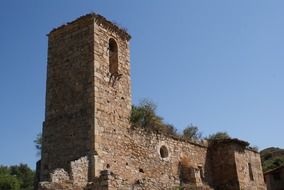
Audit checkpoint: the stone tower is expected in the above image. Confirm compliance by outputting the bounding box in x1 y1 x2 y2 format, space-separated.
40 13 132 185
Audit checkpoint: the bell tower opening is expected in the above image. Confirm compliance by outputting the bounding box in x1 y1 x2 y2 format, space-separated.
109 38 118 75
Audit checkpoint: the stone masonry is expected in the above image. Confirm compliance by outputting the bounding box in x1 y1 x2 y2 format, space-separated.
36 13 267 190
264 165 284 190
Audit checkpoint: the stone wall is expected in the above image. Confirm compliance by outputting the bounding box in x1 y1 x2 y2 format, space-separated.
210 142 239 190
235 149 266 190
38 156 89 190
264 166 284 190
70 156 89 187
95 126 211 189
93 14 132 177
40 15 95 181
210 140 266 190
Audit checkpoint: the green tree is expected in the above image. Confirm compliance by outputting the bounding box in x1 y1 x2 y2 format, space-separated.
262 156 284 172
0 165 34 190
0 166 10 176
0 175 20 190
130 99 161 128
207 131 230 140
261 147 284 172
182 124 202 140
161 124 178 136
130 99 177 136
34 133 42 156
10 164 34 190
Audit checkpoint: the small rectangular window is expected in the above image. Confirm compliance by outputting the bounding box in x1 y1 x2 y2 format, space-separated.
248 163 254 181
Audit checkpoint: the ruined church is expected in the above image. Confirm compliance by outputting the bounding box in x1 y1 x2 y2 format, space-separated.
36 13 267 190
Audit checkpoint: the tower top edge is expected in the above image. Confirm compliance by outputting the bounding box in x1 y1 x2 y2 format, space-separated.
47 12 131 41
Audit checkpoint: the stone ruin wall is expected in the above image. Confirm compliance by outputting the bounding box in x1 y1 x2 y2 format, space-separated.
38 14 267 190
235 148 266 190
40 127 212 190
96 127 211 189
41 125 266 190
39 156 89 190
41 16 95 181
92 19 132 177
264 166 284 190
210 142 266 190
210 143 239 189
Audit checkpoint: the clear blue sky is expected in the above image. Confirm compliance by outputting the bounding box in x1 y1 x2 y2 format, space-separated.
1 0 284 169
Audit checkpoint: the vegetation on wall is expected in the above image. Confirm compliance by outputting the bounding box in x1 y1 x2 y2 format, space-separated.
34 99 233 151
130 99 232 142
206 132 231 140
182 124 202 141
130 99 177 136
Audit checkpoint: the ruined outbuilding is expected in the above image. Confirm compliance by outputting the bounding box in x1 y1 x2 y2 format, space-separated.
36 13 267 190
264 165 284 190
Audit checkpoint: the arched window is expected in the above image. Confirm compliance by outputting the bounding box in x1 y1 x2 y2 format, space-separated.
160 145 169 158
109 38 118 75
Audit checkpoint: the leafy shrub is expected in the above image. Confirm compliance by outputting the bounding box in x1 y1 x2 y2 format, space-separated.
0 164 34 190
182 125 202 141
130 99 177 136
207 132 230 140
0 175 20 190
